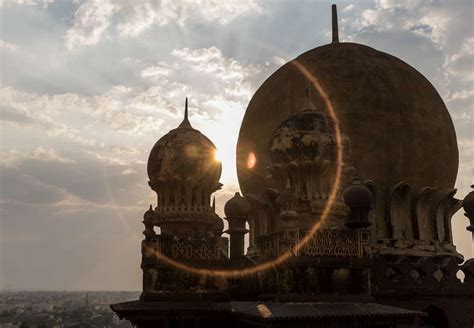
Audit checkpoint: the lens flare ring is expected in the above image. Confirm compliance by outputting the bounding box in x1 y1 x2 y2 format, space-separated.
146 60 344 278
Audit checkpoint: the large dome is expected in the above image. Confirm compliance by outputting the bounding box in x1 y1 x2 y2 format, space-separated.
148 109 221 186
237 42 458 196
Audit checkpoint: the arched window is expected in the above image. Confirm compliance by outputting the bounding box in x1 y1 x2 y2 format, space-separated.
421 305 449 328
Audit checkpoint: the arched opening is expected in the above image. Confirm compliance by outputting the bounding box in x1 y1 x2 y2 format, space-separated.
421 305 449 328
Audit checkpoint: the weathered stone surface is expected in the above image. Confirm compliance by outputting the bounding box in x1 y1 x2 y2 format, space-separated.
148 124 221 185
237 42 458 197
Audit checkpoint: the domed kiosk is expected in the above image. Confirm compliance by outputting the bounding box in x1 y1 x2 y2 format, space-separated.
147 98 223 236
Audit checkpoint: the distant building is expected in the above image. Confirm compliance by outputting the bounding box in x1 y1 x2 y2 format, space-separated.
111 4 474 328
112 314 122 325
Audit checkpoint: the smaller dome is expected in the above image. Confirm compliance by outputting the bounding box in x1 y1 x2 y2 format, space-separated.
143 205 154 219
267 92 350 165
147 98 221 185
343 177 373 208
463 185 474 214
224 192 251 218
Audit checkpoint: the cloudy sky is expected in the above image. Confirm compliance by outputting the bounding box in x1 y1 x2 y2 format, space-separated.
1 0 473 291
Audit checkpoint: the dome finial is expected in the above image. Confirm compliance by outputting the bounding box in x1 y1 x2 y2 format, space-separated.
301 79 317 111
332 4 339 43
178 97 193 129
185 97 188 119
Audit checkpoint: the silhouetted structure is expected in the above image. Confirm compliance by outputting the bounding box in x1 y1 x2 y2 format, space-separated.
112 5 474 327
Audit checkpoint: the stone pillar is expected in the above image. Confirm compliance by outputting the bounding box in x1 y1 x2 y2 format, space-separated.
225 216 248 261
224 192 251 261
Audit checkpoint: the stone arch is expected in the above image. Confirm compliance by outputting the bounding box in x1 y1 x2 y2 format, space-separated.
421 305 449 328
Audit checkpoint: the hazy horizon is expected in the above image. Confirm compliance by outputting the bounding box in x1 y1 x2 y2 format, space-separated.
1 0 473 291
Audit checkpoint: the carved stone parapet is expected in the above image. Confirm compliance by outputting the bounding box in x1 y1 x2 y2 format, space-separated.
372 255 470 294
439 256 463 289
151 211 223 237
141 235 229 294
385 182 462 245
370 239 463 260
143 234 228 262
299 228 365 257
256 228 368 260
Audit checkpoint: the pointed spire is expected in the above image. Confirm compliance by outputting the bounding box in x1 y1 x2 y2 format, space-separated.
301 79 317 111
178 97 193 129
185 97 188 119
332 4 339 43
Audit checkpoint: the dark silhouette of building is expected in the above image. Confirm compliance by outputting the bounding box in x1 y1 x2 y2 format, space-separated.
112 5 474 327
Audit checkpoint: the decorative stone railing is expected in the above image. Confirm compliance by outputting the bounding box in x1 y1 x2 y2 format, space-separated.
143 234 228 262
256 228 370 260
373 255 474 293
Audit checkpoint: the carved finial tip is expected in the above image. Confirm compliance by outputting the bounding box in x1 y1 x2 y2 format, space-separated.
332 4 339 43
185 97 188 119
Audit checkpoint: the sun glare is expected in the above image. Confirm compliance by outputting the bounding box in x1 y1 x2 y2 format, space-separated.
214 149 221 162
246 152 256 169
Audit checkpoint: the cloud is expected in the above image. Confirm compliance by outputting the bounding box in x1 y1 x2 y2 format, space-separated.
1 45 274 203
169 47 267 103
115 0 263 37
0 146 149 209
444 37 474 82
353 1 473 48
1 166 70 205
65 0 263 49
65 0 116 50
0 39 17 51
343 4 354 13
1 0 54 7
0 44 272 212
1 147 76 167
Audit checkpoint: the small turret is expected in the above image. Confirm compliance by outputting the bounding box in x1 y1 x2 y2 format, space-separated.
343 177 373 229
224 192 250 261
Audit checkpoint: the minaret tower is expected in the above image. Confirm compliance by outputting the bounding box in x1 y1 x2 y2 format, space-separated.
147 98 224 237
141 98 228 297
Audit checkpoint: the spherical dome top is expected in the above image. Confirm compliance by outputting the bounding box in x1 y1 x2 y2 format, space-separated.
268 104 350 165
343 178 373 208
237 42 458 196
143 205 154 220
463 185 474 214
147 106 221 185
224 192 251 218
